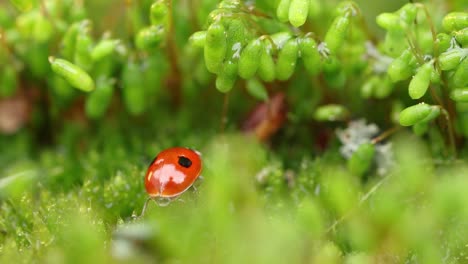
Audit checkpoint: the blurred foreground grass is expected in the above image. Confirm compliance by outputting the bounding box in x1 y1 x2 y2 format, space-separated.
1 113 468 263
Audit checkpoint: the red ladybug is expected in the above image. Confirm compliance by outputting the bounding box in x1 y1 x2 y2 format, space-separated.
145 147 202 198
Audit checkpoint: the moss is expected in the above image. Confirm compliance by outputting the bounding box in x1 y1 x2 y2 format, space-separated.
1 0 468 263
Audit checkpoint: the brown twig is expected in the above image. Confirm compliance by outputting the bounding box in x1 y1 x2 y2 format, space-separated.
220 93 230 133
371 126 400 144
165 0 182 107
441 108 457 158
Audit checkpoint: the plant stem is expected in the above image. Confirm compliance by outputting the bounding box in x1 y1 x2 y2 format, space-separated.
220 93 230 133
0 28 12 56
259 35 278 53
140 197 152 217
166 0 182 107
187 0 199 30
325 176 389 233
429 84 444 107
415 3 437 50
371 126 400 144
441 108 457 158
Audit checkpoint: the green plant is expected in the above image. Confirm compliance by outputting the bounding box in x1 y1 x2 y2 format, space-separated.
1 0 468 263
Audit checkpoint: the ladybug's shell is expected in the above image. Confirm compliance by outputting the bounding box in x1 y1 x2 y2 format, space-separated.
145 147 202 197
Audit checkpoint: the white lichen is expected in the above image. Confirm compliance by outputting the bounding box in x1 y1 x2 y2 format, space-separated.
336 119 394 176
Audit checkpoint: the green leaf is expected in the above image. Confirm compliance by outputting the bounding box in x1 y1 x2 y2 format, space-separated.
238 38 263 79
204 21 227 74
442 12 468 32
314 104 349 121
275 38 299 80
49 57 95 92
450 88 468 102
289 0 309 27
347 142 375 177
399 103 439 126
409 61 433 99
246 78 268 101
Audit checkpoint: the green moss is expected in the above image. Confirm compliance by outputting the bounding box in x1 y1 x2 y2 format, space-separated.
1 0 468 263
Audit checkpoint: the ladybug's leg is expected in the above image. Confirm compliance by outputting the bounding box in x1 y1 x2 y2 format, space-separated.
140 197 153 217
155 197 173 207
191 184 198 193
191 175 204 195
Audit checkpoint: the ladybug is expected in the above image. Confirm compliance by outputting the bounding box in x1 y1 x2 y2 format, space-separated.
145 147 202 198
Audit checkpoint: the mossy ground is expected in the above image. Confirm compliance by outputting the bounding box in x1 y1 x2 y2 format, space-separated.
1 0 468 263
1 104 468 263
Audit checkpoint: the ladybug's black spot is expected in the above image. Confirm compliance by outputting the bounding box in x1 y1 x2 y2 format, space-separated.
178 156 192 168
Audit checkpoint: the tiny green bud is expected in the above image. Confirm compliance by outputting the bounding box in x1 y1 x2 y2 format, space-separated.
452 58 468 88
204 21 227 74
334 1 359 17
442 12 468 32
438 48 467 71
49 57 95 92
275 38 299 80
399 103 438 126
454 28 468 47
409 61 433 99
347 142 375 177
308 0 322 19
361 76 378 99
376 13 401 31
391 100 404 124
288 0 309 27
277 0 292 23
150 0 169 26
74 30 93 71
430 65 441 84
238 38 263 79
269 31 293 48
415 27 433 55
397 3 417 27
382 30 407 57
224 18 247 53
450 88 468 102
374 76 394 99
388 49 417 82
60 22 80 60
419 106 440 123
299 36 321 75
435 33 452 54
217 0 241 9
91 39 119 62
49 74 75 101
257 46 276 82
33 15 53 43
189 31 207 48
324 15 350 54
314 104 349 121
246 78 268 101
135 25 165 50
122 61 146 115
412 121 429 136
322 56 346 89
85 78 114 119
215 61 237 93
